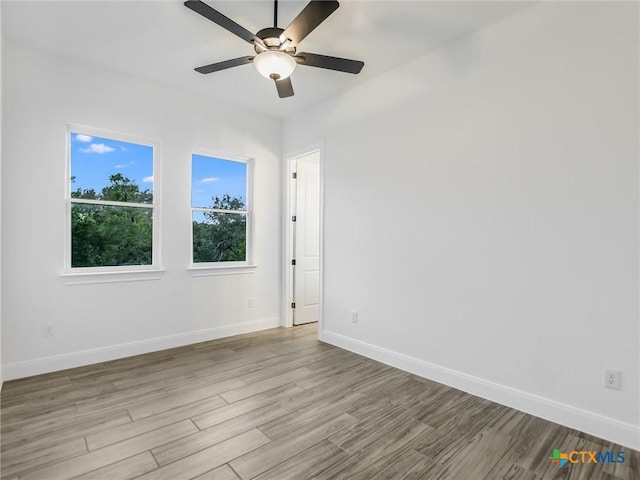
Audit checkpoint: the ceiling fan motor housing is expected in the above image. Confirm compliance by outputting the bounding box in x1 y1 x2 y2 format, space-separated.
255 27 296 54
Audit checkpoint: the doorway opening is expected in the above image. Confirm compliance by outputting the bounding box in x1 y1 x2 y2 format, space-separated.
284 149 322 327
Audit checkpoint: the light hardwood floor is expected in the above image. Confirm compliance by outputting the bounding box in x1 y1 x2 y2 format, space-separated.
1 324 638 479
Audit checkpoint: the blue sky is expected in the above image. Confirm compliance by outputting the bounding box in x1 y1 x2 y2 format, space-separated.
70 132 153 196
70 133 247 210
191 154 247 209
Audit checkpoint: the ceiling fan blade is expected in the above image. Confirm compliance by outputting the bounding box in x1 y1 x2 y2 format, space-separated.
296 52 364 74
195 56 254 74
281 1 339 47
275 77 294 98
184 0 264 47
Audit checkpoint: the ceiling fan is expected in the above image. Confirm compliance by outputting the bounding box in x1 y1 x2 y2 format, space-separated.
184 0 364 98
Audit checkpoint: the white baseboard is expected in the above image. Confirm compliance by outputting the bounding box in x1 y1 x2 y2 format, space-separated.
321 329 640 451
3 317 281 381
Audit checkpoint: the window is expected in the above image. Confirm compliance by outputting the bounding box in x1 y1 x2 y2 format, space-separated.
191 153 252 265
67 126 159 271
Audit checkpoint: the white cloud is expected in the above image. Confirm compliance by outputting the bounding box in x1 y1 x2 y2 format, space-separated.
143 176 154 183
200 177 219 183
115 161 134 169
80 143 115 154
75 134 93 143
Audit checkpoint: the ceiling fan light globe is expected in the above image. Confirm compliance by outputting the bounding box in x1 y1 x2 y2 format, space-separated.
254 51 296 80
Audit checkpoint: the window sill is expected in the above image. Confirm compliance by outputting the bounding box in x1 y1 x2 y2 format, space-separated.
60 269 166 285
188 264 258 277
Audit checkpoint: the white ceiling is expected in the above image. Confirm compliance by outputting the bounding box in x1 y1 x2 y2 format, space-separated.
2 0 534 119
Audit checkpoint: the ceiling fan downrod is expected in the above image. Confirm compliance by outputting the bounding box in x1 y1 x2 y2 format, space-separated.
274 0 278 28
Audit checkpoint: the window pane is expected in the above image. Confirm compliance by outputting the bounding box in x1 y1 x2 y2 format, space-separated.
70 132 153 203
71 204 153 267
192 210 247 263
191 155 247 210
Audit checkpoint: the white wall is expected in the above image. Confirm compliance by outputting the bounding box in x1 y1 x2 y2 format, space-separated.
285 2 639 449
2 41 283 379
0 2 3 388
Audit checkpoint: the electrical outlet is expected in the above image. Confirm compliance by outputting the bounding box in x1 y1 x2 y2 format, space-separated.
247 298 254 309
604 369 621 390
351 311 358 323
42 323 54 337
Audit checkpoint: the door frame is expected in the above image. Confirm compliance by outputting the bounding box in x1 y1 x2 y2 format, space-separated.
282 145 324 330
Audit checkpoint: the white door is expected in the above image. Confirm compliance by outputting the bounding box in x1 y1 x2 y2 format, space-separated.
293 152 320 325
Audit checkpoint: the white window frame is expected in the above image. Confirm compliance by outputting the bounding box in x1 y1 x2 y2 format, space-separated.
62 124 163 283
189 149 255 276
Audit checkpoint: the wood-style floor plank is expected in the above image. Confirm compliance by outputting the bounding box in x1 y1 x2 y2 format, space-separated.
432 428 515 479
229 412 358 480
219 367 313 403
252 440 347 480
136 429 270 480
73 452 158 480
1 324 638 480
19 420 197 480
0 437 87 479
151 404 289 466
127 379 241 421
1 409 132 454
320 421 436 480
86 395 227 451
191 383 304 430
193 464 241 480
369 449 443 480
